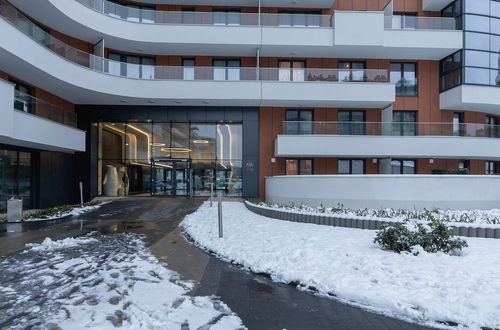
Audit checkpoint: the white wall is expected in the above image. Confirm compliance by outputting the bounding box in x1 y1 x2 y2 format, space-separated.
275 135 500 160
266 175 500 210
440 85 500 114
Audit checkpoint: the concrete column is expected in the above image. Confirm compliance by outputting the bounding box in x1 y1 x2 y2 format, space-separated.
381 106 393 136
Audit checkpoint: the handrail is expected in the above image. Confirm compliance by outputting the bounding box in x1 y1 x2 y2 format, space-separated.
14 90 77 127
386 15 457 30
77 0 334 27
0 1 389 83
281 121 500 138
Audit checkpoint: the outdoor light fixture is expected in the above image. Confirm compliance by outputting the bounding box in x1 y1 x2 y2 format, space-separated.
175 100 183 104
429 159 434 164
120 100 128 103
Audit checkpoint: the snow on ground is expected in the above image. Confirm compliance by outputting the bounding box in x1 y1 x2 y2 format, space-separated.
250 201 500 226
25 202 109 222
0 233 245 330
182 201 500 330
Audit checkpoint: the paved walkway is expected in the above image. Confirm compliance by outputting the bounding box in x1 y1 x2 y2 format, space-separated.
0 198 434 330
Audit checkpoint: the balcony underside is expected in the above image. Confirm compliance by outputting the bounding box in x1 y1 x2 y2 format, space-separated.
275 135 500 160
422 0 455 11
440 85 500 115
8 0 462 60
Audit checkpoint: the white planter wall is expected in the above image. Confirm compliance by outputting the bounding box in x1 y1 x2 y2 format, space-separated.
265 175 500 210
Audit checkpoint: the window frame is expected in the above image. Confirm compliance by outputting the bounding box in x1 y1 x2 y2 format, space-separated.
338 159 365 174
285 158 313 175
391 159 417 174
390 62 418 96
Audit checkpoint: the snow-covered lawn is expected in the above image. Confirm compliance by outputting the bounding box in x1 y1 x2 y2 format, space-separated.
182 202 500 330
249 201 500 225
0 233 245 329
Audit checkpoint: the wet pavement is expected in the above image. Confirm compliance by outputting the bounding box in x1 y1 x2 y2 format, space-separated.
0 198 434 330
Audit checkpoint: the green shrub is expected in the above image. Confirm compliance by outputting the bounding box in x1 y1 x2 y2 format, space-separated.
432 169 469 175
374 219 468 254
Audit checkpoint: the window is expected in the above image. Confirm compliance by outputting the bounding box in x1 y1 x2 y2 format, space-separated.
286 159 313 175
182 8 195 24
108 52 155 79
391 62 417 96
486 161 497 174
392 111 417 136
338 159 364 174
278 11 321 27
459 160 469 172
391 160 416 174
0 149 32 213
338 61 366 82
278 60 305 81
11 80 33 113
285 110 313 134
453 112 464 136
213 59 240 81
486 115 497 137
182 59 195 80
338 111 365 135
213 10 240 26
440 51 462 91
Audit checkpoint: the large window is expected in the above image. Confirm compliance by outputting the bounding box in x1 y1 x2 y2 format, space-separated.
279 60 305 81
338 110 365 135
392 111 417 136
278 11 321 27
440 0 500 90
213 10 240 26
98 122 243 197
108 52 155 79
286 159 313 175
390 62 418 96
338 159 364 174
213 59 240 81
0 149 32 213
284 109 313 134
391 160 416 174
338 61 366 82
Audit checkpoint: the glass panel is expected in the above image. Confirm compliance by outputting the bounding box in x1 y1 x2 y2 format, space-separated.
171 123 190 159
213 60 226 80
465 0 490 15
17 152 31 209
126 55 141 78
182 9 195 24
465 32 490 51
391 160 402 174
192 164 214 196
227 11 240 26
183 59 195 80
465 50 491 67
286 159 299 175
464 14 490 33
465 67 490 84
216 124 242 162
278 13 292 26
152 123 171 158
279 61 291 81
351 160 364 174
402 160 416 174
292 61 305 81
126 123 152 162
190 124 216 160
338 160 350 174
213 11 226 25
100 123 127 160
299 159 312 175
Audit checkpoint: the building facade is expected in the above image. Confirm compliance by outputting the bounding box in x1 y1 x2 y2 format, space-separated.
0 0 499 210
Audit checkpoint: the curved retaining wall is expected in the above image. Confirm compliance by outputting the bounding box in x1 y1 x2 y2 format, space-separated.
244 201 500 239
265 175 500 210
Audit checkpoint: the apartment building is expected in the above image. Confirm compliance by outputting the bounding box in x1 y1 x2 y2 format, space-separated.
0 0 498 211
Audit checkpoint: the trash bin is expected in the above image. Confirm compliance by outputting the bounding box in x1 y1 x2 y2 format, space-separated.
7 197 23 222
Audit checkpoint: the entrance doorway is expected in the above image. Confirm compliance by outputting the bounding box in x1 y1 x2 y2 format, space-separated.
151 159 191 196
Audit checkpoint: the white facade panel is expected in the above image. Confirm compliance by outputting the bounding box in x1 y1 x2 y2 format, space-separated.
266 175 500 210
440 85 500 114
275 135 500 159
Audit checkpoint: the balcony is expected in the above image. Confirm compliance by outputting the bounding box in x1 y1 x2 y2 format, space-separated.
0 79 85 152
440 85 500 115
7 0 461 59
0 8 394 107
275 122 500 159
87 0 336 8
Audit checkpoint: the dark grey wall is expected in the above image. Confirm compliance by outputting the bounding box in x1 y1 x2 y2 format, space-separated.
35 151 79 209
76 105 259 199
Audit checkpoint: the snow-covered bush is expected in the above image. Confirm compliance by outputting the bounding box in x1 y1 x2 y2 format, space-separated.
374 219 468 254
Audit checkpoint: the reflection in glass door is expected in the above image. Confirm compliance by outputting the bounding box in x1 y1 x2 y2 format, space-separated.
151 159 190 196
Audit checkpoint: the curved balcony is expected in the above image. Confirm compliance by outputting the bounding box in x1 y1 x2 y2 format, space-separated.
0 8 394 107
275 121 500 160
7 0 462 59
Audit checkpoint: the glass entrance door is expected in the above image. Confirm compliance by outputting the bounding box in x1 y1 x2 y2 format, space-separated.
151 159 191 196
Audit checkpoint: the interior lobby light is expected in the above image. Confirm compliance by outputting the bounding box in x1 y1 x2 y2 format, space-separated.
192 140 209 144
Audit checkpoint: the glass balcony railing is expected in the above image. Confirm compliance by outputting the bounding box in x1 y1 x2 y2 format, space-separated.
14 90 78 127
386 15 458 30
0 1 389 84
77 0 333 27
282 121 500 138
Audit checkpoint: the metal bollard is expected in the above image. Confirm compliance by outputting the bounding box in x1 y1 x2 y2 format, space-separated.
218 191 223 238
79 181 84 208
210 183 213 207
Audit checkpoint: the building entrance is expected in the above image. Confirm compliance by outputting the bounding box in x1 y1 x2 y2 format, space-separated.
151 158 191 197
